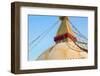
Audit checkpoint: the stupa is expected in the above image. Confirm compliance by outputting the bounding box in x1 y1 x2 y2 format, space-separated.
37 16 87 60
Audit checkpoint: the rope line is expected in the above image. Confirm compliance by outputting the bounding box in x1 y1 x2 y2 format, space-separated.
68 19 88 48
29 20 59 46
65 42 82 52
29 20 59 51
69 20 88 41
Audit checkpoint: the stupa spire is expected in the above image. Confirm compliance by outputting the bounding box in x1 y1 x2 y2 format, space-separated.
54 16 77 42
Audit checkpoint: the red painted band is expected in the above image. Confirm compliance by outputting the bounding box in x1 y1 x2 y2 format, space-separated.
54 33 77 42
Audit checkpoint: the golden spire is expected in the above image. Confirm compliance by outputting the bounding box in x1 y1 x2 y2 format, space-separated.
57 16 75 36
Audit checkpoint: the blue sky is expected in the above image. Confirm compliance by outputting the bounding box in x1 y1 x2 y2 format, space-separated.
28 15 88 61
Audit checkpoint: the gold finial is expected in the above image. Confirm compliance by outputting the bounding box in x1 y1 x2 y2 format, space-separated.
59 16 69 21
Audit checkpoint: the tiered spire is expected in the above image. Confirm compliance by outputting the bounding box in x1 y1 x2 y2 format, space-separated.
54 16 77 42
